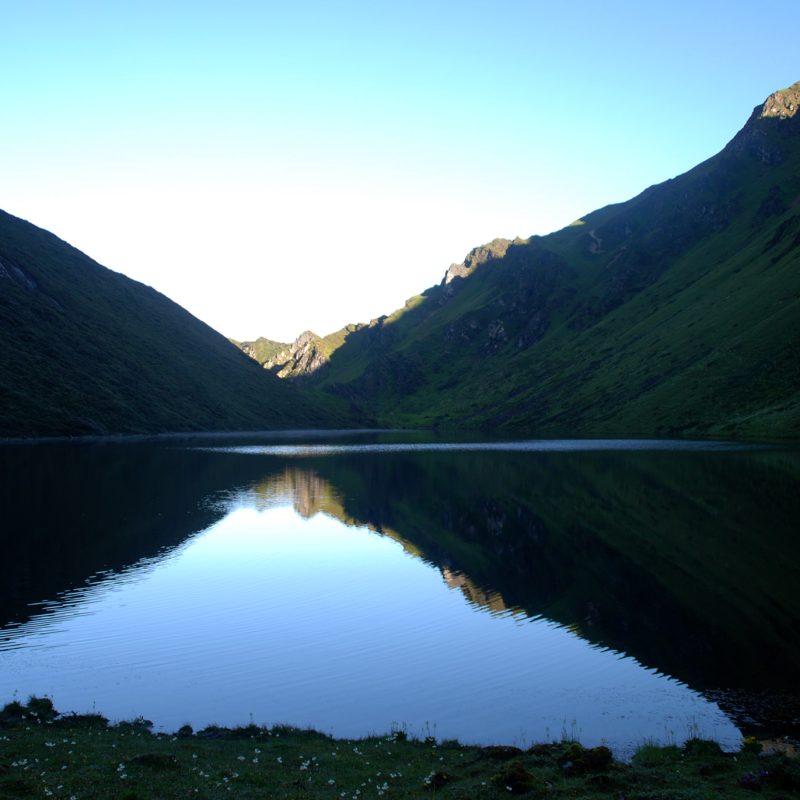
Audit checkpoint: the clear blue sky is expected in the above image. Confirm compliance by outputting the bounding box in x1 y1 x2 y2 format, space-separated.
1 1 797 341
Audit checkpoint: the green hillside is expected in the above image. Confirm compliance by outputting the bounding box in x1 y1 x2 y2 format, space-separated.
270 82 800 438
0 210 345 437
254 329 351 379
230 336 290 367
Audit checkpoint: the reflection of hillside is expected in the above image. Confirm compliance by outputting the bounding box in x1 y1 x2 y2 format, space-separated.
0 443 265 630
248 468 515 616
4 440 800 741
293 448 800 739
442 568 512 616
250 468 345 519
246 455 800 701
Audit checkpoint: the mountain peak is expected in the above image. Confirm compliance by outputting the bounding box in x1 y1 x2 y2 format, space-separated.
442 238 516 285
759 81 800 119
724 81 800 165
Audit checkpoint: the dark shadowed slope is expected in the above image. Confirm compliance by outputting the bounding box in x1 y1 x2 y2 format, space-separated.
250 82 800 438
0 210 345 437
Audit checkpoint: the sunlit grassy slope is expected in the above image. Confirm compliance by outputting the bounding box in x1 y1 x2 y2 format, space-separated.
0 211 346 437
230 336 289 366
294 83 800 437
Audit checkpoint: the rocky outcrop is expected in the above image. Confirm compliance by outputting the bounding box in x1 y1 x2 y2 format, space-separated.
236 337 289 366
726 81 800 165
233 82 799 439
443 239 508 284
267 330 331 378
760 83 800 119
442 238 519 289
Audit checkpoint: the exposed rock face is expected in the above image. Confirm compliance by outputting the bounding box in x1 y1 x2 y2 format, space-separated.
760 82 800 119
726 81 800 165
268 330 330 378
442 238 517 288
441 245 569 352
487 319 508 346
231 81 800 439
234 336 290 367
287 81 800 438
237 331 336 378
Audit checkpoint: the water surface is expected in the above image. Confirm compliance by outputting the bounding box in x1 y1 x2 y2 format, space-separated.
1 433 798 755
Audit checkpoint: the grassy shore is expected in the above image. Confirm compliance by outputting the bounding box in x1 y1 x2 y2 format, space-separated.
1 699 798 799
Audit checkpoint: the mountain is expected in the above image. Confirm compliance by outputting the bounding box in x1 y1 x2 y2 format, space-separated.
247 82 800 438
235 329 352 378
0 210 345 437
230 336 290 367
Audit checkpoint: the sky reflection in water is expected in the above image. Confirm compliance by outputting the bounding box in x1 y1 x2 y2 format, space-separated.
0 478 740 757
198 438 763 458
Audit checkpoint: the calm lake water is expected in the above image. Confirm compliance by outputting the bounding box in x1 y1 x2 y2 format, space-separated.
1 432 799 756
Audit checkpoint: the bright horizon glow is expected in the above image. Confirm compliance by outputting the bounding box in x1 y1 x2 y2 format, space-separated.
1 1 797 341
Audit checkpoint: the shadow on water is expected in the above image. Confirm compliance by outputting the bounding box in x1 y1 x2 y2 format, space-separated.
1 435 799 739
0 442 264 628
298 447 800 739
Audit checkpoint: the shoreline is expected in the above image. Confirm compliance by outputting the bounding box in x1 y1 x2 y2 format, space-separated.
0 427 391 447
2 698 798 799
2 427 798 448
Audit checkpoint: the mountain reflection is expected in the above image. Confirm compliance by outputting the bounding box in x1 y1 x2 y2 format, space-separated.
237 449 800 738
441 568 512 617
1 438 799 738
244 467 515 617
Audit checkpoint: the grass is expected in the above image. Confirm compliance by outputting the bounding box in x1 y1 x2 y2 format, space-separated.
4 86 799 440
2 698 799 799
259 96 800 440
232 338 291 366
0 210 350 437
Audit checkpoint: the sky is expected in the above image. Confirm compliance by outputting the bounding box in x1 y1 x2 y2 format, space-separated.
1 1 798 342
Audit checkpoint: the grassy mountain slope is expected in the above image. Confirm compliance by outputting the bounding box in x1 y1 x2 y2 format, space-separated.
265 82 800 437
234 329 358 379
230 336 289 366
0 210 345 437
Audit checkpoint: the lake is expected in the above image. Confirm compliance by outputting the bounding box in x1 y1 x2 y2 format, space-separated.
1 431 799 757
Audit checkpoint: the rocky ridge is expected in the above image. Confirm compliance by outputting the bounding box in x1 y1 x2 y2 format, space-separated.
760 82 800 119
237 81 800 437
267 330 331 378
